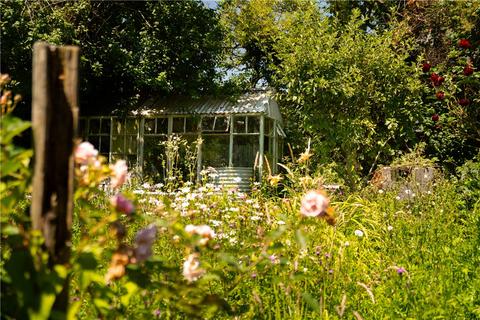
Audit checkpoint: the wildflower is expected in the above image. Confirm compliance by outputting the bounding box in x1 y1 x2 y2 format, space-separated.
251 273 257 279
183 253 205 282
431 113 439 122
185 224 215 245
458 39 472 49
105 248 130 282
430 73 444 86
153 309 161 318
277 220 286 225
459 98 470 106
396 267 406 275
298 150 312 163
422 62 431 72
268 174 282 186
110 160 128 189
387 225 393 231
354 229 364 237
435 91 445 100
344 241 350 247
110 194 134 215
74 142 98 165
300 190 329 217
134 224 157 263
298 138 313 163
269 254 279 264
463 64 474 76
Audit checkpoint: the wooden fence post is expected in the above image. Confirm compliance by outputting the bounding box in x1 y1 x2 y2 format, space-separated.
30 42 79 312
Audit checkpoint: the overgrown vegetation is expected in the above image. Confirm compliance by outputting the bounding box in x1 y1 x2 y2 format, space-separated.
1 0 480 318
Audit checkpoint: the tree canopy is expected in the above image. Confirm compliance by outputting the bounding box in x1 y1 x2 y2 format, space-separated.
1 0 224 115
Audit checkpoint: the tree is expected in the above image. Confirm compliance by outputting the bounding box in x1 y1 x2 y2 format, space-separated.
1 0 224 115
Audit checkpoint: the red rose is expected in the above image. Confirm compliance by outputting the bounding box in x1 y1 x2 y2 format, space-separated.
459 39 472 49
436 76 445 86
458 98 470 106
430 73 444 86
431 114 439 122
464 65 474 76
422 62 431 72
436 91 445 100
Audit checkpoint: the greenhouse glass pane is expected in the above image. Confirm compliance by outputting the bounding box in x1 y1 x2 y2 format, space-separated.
112 119 124 135
214 116 229 132
100 136 110 154
156 118 168 134
248 116 260 134
202 135 229 167
100 118 111 134
232 135 258 167
145 119 156 134
202 116 215 131
172 117 185 133
78 119 87 139
89 118 100 134
143 136 167 179
88 136 100 151
185 117 200 133
234 116 246 133
126 135 137 155
112 135 125 154
126 119 139 134
263 118 273 135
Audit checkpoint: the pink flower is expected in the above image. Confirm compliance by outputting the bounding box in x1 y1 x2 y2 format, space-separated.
110 194 134 215
74 142 98 165
300 190 330 217
182 253 205 282
110 160 128 189
185 224 215 245
134 224 157 262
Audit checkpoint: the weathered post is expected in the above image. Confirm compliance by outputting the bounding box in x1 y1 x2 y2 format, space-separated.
30 42 79 312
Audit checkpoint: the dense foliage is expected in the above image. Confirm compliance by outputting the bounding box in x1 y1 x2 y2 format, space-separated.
219 0 479 185
1 0 224 115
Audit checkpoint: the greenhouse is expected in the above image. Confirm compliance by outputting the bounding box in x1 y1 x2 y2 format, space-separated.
79 91 285 189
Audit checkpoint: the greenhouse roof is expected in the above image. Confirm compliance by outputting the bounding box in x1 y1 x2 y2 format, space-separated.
128 91 283 123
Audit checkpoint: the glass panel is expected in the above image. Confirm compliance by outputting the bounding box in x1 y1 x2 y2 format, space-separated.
78 119 87 139
89 118 100 134
126 118 139 134
202 116 215 131
233 135 259 167
88 136 100 151
234 116 246 133
202 135 229 167
112 135 125 154
263 118 273 135
127 155 137 168
100 118 111 134
100 136 110 154
126 135 137 155
248 116 260 134
143 136 167 179
185 117 200 133
172 117 185 133
156 118 168 134
112 119 124 135
145 119 156 134
214 116 229 132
